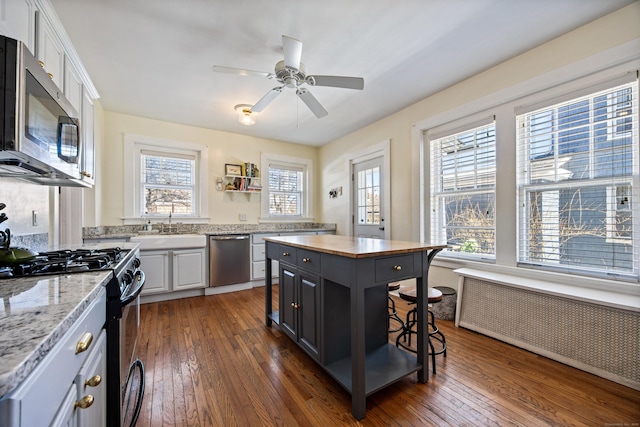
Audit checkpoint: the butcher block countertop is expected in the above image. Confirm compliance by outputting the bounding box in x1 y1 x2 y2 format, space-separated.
264 234 447 258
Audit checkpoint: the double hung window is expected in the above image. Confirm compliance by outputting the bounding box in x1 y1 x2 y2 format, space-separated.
429 120 496 259
260 153 313 221
516 79 638 278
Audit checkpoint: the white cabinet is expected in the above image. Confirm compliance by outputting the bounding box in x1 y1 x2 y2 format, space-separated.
35 10 64 90
64 56 83 112
251 233 279 281
173 249 206 291
140 247 206 295
0 290 106 426
79 88 95 184
0 0 36 51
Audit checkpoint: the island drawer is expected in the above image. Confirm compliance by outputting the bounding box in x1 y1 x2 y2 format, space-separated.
297 249 321 273
375 254 415 282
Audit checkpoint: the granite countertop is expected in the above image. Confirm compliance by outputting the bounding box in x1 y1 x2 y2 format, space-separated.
82 223 337 240
0 269 113 397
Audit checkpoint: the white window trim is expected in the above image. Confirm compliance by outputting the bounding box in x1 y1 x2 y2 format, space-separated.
123 134 209 225
260 152 314 222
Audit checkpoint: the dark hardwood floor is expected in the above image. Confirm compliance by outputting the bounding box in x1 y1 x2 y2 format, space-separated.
134 287 640 426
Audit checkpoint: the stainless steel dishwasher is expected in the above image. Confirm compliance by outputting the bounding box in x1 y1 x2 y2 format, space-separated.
209 235 250 286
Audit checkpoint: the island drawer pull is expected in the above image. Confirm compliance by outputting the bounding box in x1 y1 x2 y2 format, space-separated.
393 265 402 271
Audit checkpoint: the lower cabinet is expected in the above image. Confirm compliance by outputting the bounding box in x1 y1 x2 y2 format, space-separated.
279 262 320 360
0 291 106 427
139 247 206 295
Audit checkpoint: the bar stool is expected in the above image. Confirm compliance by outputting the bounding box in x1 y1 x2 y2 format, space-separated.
388 282 404 332
395 286 447 373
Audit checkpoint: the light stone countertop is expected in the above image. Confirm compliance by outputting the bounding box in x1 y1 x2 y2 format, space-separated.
0 270 113 397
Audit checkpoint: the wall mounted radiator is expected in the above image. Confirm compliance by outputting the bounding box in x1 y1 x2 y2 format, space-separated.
455 269 639 391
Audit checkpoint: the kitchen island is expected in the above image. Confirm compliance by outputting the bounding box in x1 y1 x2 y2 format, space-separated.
264 234 445 420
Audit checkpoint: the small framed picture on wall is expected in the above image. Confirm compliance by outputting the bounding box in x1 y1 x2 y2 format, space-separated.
225 164 242 176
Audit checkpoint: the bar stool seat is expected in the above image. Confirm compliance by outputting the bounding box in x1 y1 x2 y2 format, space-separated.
395 287 447 373
387 282 404 332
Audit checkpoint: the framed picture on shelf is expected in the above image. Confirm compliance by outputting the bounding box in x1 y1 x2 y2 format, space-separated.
225 163 242 176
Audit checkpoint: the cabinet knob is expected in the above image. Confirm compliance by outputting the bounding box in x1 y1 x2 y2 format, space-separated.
393 265 402 271
75 332 93 354
47 72 54 80
282 252 289 256
75 395 94 410
85 375 102 388
80 171 92 178
38 60 45 68
303 258 310 263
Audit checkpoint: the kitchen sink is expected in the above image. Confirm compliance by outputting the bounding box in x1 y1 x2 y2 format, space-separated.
129 233 206 250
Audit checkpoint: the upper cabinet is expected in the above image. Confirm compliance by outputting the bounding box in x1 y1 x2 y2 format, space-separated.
0 0 36 52
81 88 95 185
35 11 64 90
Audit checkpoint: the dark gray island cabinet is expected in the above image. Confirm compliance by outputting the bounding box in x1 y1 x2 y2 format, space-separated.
264 234 445 420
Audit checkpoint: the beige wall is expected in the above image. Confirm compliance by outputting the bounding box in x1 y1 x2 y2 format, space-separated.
318 2 640 243
94 111 318 226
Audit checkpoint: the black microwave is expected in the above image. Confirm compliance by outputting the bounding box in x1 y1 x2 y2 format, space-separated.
0 35 84 185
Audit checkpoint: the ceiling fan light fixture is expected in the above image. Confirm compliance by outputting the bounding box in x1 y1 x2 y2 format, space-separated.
234 104 256 126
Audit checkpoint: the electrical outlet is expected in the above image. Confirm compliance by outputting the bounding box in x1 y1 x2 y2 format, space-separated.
239 213 247 221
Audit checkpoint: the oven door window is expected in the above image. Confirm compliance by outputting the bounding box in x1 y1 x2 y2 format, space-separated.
24 71 79 163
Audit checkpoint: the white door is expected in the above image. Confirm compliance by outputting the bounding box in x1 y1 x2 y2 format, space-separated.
353 157 385 238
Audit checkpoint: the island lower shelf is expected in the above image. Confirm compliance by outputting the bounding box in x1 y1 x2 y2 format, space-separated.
325 344 421 396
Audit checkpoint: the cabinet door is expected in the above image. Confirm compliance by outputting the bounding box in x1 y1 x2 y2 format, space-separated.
279 265 297 340
139 251 170 294
0 0 35 51
80 89 95 184
64 57 83 112
298 271 320 359
50 384 78 427
173 248 205 290
35 11 64 89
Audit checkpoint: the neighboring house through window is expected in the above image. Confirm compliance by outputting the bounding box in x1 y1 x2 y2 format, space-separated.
516 79 638 279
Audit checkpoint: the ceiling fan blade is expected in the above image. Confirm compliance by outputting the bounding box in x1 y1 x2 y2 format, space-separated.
282 35 303 71
251 86 284 112
307 75 364 90
212 65 270 78
296 88 328 118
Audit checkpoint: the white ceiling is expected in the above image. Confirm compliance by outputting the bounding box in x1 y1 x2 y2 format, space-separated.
50 0 634 147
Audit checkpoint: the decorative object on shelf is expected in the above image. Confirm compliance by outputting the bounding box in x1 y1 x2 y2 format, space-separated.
225 164 242 176
234 104 256 126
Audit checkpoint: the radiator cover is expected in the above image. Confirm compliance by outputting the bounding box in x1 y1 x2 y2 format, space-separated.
458 277 639 391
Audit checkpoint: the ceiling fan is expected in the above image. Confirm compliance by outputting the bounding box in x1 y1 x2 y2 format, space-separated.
213 35 364 118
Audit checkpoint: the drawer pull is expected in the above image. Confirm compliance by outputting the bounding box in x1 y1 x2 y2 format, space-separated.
75 395 94 410
303 258 310 263
282 252 290 256
393 265 402 271
85 375 102 388
75 332 93 354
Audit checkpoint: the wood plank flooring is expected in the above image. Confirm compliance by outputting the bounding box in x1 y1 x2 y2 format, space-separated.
134 287 640 426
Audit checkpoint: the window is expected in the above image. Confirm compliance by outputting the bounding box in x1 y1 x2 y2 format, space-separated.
429 120 496 259
261 153 313 221
141 152 195 215
123 134 208 224
516 80 638 278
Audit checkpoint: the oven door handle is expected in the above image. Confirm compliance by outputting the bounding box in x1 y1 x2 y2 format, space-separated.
121 270 145 307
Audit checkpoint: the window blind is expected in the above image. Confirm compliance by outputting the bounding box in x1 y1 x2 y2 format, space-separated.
516 78 639 279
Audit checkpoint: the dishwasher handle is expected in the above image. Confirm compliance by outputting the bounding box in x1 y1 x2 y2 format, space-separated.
209 235 249 240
